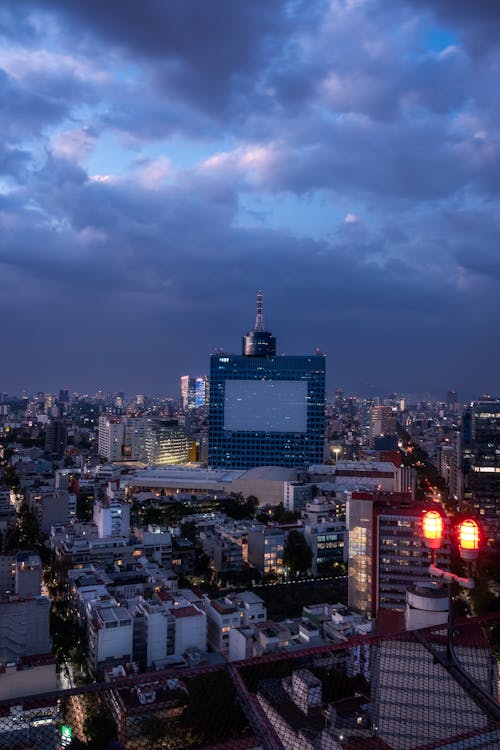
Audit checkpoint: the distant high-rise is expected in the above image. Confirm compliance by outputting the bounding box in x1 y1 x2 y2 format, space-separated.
181 375 207 410
370 405 397 447
181 375 195 410
98 415 125 462
437 431 463 502
45 419 67 457
209 292 325 469
58 388 69 404
195 376 207 408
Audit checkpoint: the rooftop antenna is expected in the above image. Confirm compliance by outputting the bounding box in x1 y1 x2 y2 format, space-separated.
254 290 264 332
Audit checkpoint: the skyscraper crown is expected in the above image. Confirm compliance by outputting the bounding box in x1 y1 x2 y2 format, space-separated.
242 291 276 357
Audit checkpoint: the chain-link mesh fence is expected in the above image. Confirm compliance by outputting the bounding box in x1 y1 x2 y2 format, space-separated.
1 613 499 750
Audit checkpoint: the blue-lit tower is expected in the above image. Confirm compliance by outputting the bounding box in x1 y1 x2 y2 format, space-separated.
208 292 326 469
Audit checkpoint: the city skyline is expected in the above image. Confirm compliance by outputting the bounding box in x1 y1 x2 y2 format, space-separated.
1 2 499 397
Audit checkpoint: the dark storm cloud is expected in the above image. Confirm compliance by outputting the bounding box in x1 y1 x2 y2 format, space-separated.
13 0 294 118
0 142 31 179
1 0 500 395
0 58 103 144
407 0 500 52
244 117 471 201
0 68 68 139
0 147 472 319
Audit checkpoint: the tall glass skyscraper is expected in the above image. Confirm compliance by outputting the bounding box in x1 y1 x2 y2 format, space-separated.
208 293 326 469
464 398 500 541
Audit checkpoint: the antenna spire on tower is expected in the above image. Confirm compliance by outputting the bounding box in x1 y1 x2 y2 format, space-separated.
254 290 264 332
242 290 276 356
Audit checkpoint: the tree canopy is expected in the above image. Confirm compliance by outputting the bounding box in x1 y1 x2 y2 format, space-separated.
284 530 312 575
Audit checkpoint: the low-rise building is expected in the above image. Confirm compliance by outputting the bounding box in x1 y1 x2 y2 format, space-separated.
88 601 134 677
247 525 284 575
0 597 52 662
107 675 188 749
204 591 266 657
303 520 346 575
27 486 69 534
201 533 244 575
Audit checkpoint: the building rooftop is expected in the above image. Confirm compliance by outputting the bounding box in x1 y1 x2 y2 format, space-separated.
211 599 237 615
125 466 246 489
172 606 203 619
98 606 132 624
238 466 301 481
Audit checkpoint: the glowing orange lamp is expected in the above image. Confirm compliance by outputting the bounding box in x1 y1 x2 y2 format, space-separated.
422 510 444 550
459 519 480 561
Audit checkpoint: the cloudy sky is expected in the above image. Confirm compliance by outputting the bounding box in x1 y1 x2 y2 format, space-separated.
1 1 499 400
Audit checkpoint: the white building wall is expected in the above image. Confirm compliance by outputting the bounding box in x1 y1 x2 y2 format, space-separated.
0 597 51 660
229 628 254 662
145 608 170 667
93 499 130 539
98 417 125 462
96 618 133 664
174 610 206 657
0 662 57 700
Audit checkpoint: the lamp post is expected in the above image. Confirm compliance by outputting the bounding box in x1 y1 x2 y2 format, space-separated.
422 511 480 660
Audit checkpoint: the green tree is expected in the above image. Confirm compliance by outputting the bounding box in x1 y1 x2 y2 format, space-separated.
82 698 117 748
180 520 197 542
284 530 312 576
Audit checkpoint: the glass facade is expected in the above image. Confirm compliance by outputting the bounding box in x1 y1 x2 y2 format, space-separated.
145 420 189 465
466 400 500 539
208 354 325 469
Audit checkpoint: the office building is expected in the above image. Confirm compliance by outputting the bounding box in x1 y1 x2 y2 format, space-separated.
58 388 70 404
27 487 69 534
180 375 195 411
437 431 463 502
181 376 207 410
144 420 189 465
446 388 457 409
0 488 16 543
122 417 149 461
369 406 397 447
201 533 244 575
0 551 56 701
98 415 125 461
44 419 67 457
87 602 134 676
347 492 449 619
247 525 285 575
93 497 131 539
209 292 325 469
464 399 500 540
303 520 346 575
0 597 51 662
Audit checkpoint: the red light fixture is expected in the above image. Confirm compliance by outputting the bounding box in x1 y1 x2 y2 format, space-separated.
459 519 480 561
422 510 443 550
